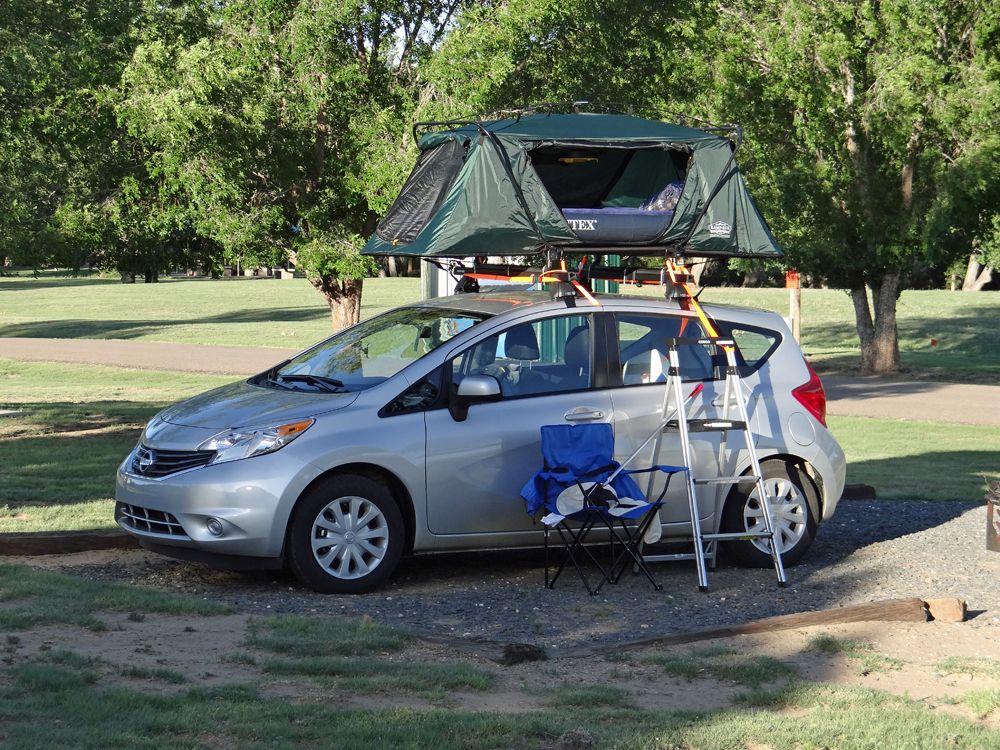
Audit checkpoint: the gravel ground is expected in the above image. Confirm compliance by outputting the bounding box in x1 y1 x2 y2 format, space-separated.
63 499 999 655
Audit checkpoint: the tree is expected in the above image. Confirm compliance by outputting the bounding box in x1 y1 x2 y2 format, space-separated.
925 139 1000 291
0 0 143 273
118 0 470 329
700 0 1000 372
432 0 999 374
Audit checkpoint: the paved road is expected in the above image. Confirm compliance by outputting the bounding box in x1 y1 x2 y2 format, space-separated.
2 336 998 425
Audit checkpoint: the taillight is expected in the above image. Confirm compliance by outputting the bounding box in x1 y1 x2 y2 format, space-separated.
792 360 827 426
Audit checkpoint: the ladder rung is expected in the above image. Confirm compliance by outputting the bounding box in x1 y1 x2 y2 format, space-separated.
679 419 747 432
643 552 699 562
701 531 774 541
666 420 745 431
694 476 760 485
667 337 735 348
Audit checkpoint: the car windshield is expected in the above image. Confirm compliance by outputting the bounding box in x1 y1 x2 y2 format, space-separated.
269 306 489 392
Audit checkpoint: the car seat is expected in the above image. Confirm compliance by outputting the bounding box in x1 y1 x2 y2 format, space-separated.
561 324 591 390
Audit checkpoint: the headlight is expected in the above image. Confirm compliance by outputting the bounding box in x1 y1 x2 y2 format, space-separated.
198 418 315 465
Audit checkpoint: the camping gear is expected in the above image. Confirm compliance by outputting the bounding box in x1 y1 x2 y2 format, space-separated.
641 334 788 590
520 423 685 594
363 108 782 260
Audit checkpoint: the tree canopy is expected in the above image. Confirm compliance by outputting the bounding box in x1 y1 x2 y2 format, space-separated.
1 0 997 368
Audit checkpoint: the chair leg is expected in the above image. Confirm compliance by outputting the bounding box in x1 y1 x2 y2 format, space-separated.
608 509 663 591
546 518 611 595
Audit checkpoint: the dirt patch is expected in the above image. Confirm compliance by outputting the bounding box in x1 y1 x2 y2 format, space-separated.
3 604 999 722
4 549 1000 723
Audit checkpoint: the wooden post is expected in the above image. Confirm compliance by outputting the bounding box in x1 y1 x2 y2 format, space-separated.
786 269 801 342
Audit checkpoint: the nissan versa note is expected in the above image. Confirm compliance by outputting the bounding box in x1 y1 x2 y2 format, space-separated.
116 291 846 593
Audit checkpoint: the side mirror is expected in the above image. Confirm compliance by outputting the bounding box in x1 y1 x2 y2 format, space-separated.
449 374 502 421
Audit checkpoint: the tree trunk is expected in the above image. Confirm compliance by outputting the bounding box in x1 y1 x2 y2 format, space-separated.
312 276 364 331
962 253 994 291
692 259 714 287
851 272 900 374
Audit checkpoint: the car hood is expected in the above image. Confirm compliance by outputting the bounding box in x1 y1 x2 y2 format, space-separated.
157 379 359 430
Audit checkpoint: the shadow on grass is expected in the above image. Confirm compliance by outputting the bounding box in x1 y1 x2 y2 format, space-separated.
0 277 119 292
0 400 160 507
0 431 137 505
0 306 326 340
847 449 999 501
806 310 1000 381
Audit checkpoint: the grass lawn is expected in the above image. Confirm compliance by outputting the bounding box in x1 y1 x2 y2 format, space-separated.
0 563 228 631
829 415 1000 500
0 359 232 532
1 274 998 379
0 274 418 347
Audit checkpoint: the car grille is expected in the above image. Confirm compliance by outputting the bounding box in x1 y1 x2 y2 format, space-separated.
116 502 189 537
130 444 215 478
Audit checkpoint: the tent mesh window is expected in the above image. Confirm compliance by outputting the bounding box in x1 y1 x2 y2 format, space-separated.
528 146 688 209
529 146 690 243
376 138 468 245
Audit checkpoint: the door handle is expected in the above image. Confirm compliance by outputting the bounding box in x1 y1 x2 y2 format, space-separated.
564 410 605 422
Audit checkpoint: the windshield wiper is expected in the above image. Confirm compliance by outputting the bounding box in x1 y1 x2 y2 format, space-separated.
275 373 347 393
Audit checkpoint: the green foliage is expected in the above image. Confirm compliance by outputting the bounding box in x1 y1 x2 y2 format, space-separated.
959 688 1000 719
115 0 456 317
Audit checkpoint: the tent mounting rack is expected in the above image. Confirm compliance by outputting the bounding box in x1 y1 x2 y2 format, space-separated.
425 255 700 305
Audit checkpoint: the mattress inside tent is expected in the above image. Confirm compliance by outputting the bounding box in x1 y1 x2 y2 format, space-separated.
561 207 675 243
559 180 684 244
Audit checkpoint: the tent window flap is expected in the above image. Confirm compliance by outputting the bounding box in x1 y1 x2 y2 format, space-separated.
375 138 467 245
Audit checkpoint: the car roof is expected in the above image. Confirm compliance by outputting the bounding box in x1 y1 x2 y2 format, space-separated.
414 290 782 327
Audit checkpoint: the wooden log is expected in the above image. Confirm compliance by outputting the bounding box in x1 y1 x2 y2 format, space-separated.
925 597 967 622
0 529 139 556
419 598 932 662
603 598 930 654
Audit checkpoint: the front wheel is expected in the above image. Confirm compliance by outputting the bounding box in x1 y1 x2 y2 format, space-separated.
720 460 818 567
287 474 404 594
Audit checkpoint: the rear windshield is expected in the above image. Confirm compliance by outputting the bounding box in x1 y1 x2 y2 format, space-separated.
267 307 489 393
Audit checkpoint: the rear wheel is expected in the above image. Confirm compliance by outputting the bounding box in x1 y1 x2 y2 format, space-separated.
287 474 404 594
721 460 818 567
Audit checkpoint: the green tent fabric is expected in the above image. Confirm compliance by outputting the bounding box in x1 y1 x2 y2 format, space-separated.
362 112 782 259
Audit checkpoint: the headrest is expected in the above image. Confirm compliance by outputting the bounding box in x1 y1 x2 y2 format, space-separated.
564 324 590 370
504 325 540 360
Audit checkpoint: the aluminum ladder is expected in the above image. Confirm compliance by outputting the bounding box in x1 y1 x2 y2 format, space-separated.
642 336 788 591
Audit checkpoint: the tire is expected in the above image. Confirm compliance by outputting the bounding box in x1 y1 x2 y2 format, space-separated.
286 474 404 594
720 460 819 568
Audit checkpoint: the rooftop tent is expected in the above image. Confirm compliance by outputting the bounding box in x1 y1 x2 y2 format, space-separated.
362 112 782 260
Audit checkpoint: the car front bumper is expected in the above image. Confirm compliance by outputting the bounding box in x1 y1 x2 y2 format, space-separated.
114 449 323 560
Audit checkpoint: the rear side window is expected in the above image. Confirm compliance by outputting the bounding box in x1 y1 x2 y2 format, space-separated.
614 313 716 384
725 325 781 373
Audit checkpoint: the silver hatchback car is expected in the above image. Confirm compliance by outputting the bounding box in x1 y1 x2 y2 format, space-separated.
116 291 845 593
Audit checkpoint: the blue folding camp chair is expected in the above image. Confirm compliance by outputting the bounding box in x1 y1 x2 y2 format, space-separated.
520 423 687 594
